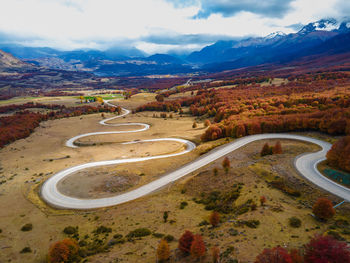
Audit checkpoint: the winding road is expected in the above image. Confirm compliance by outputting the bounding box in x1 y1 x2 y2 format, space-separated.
41 101 350 209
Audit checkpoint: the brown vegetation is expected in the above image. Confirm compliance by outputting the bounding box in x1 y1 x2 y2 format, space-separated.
312 198 335 220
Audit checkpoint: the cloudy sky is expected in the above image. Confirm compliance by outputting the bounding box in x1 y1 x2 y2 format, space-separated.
0 0 349 54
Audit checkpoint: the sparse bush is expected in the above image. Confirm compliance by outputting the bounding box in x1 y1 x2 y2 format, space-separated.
153 233 164 238
198 220 209 226
251 202 257 211
20 247 32 253
63 226 78 235
270 180 301 197
213 167 218 176
289 217 302 228
126 228 151 239
164 234 174 242
244 220 260 228
236 220 260 228
94 226 112 234
180 201 188 209
228 228 238 236
21 223 33 232
163 211 169 222
198 187 241 214
113 234 123 239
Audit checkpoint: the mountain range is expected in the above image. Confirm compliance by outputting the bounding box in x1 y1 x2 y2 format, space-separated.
1 18 350 76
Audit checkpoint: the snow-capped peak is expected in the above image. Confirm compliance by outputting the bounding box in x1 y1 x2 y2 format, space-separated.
298 18 339 34
265 31 286 39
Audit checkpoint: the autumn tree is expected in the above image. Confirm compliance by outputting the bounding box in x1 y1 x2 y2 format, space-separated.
260 196 267 206
304 235 350 263
96 97 103 104
312 198 335 220
116 106 122 115
209 211 220 227
255 247 292 263
178 230 194 255
326 136 350 173
222 157 230 174
156 94 165 102
290 249 304 263
190 234 206 260
193 122 197 128
273 141 283 154
204 119 211 127
212 247 220 263
48 238 79 263
261 143 272 156
157 239 170 262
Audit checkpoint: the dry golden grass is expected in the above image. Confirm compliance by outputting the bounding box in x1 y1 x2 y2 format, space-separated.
0 94 349 263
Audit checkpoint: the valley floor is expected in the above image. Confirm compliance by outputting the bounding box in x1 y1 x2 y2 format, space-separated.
0 96 349 263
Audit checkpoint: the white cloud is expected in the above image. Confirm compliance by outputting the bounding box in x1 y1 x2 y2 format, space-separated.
0 0 347 53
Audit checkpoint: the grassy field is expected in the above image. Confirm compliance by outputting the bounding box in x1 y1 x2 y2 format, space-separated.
0 94 349 262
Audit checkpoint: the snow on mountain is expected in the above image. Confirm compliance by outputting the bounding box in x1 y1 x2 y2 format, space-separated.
265 31 287 39
298 19 340 34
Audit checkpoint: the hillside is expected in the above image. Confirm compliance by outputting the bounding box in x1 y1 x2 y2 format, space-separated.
0 49 29 70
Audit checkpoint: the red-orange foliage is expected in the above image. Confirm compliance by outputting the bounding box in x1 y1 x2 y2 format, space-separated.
326 136 350 173
190 234 206 260
290 249 304 263
222 157 230 172
135 71 350 145
48 238 79 263
212 247 220 263
204 119 211 127
178 230 194 255
261 143 272 156
304 235 350 263
209 211 220 227
312 198 335 220
0 104 116 148
273 141 283 154
255 247 292 263
155 94 165 102
260 196 267 206
157 239 170 262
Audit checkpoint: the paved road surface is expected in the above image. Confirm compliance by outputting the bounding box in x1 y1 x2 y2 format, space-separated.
41 102 350 209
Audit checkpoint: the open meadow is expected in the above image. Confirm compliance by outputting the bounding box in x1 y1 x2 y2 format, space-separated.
0 84 349 262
